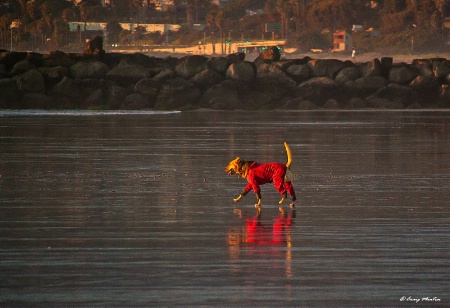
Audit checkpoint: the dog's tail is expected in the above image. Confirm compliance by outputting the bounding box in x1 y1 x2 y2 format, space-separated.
284 142 292 168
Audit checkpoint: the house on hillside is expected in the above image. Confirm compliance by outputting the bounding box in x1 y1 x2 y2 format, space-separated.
332 30 352 52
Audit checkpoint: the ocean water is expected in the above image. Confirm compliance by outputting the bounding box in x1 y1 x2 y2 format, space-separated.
1 109 449 307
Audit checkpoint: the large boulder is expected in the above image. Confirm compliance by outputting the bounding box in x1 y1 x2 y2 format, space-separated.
121 93 150 110
409 75 441 105
200 80 240 110
20 93 55 109
106 59 150 85
307 59 347 78
226 52 245 64
367 97 405 109
134 78 160 102
151 68 175 82
10 60 36 76
360 58 382 77
174 55 208 79
0 78 20 107
344 76 388 97
284 63 311 82
335 66 360 84
70 60 109 79
206 57 230 75
225 61 256 85
154 77 201 110
370 83 417 106
433 60 450 80
255 63 296 101
0 51 27 70
76 79 113 98
13 69 45 93
43 50 76 67
39 66 69 87
106 85 128 109
388 65 419 84
190 68 224 90
48 76 81 102
294 77 341 105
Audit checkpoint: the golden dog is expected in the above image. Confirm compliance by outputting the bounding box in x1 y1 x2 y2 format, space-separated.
225 142 297 208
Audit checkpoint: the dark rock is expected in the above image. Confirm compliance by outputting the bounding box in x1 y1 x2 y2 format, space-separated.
43 50 77 67
388 65 419 84
0 78 20 106
190 68 224 90
409 75 441 104
226 52 246 64
154 77 201 110
10 60 36 76
294 77 341 105
122 93 150 110
106 85 128 109
323 99 342 109
255 63 296 101
285 64 311 82
206 57 230 75
39 66 69 87
134 78 160 101
151 68 175 82
174 55 208 79
368 97 404 109
13 69 45 93
307 59 347 78
344 76 388 97
82 89 105 107
76 79 112 98
343 97 369 109
106 60 150 85
335 66 360 84
226 61 256 85
48 76 81 102
371 83 417 106
360 58 382 77
433 60 450 80
20 93 54 109
0 51 27 70
200 80 240 110
70 60 109 79
380 57 393 78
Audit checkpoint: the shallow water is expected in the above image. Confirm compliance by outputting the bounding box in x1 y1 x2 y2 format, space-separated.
1 110 449 307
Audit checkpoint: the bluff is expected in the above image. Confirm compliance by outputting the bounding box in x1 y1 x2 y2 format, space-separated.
0 47 449 110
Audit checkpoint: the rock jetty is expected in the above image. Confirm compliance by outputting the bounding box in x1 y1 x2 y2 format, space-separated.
0 47 449 110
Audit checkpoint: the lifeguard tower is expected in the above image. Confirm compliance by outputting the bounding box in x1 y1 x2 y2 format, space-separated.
332 30 352 51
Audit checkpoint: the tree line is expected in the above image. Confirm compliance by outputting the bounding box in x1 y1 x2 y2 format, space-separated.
0 0 449 52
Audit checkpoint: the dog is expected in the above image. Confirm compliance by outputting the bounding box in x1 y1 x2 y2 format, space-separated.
225 142 297 208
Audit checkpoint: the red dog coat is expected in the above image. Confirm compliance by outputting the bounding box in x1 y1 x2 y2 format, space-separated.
243 162 295 198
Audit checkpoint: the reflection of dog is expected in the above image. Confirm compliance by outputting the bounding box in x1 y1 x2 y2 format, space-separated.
225 142 297 208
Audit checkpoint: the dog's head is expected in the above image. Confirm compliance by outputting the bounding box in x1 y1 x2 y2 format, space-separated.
225 157 243 176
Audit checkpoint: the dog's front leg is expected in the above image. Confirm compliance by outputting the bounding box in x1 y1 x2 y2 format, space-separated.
233 189 250 203
254 191 262 208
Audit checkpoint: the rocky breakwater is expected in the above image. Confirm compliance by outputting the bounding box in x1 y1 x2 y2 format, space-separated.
0 47 449 110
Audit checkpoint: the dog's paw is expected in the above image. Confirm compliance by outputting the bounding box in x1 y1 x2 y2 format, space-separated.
233 195 243 202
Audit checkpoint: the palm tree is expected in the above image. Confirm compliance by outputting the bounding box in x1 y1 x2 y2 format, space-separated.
206 6 218 54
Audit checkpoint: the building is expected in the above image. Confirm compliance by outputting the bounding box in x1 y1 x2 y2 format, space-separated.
332 30 352 52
